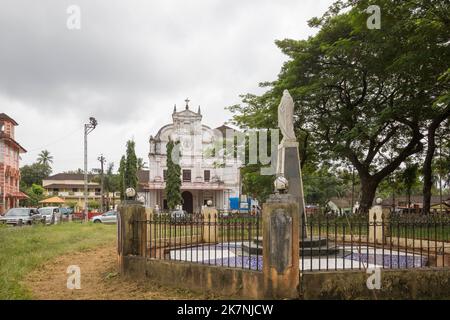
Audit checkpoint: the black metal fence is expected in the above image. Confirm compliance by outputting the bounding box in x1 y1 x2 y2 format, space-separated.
134 210 449 273
135 212 264 271
301 212 450 272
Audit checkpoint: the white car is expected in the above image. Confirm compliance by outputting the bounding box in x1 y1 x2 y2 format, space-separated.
38 207 62 225
91 211 118 224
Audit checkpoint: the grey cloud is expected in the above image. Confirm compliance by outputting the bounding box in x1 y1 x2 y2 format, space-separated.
1 0 334 171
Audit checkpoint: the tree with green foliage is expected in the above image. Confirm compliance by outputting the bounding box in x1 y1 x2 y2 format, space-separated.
118 156 126 200
422 68 450 213
378 170 403 207
165 139 182 209
92 162 121 207
303 165 351 207
400 163 420 208
104 162 121 207
20 163 52 189
229 0 449 212
88 200 100 210
21 184 45 207
36 150 53 167
124 140 138 192
241 164 274 203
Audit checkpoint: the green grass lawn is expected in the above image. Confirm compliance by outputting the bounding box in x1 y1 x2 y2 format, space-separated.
0 222 116 300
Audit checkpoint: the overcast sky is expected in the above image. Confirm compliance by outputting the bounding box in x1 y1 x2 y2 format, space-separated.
1 0 334 174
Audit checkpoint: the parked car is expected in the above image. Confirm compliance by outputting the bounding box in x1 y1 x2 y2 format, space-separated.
0 208 42 226
60 207 74 216
38 207 62 225
91 211 118 224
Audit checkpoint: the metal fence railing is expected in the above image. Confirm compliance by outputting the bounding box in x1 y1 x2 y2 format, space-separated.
133 211 449 273
135 213 263 271
301 212 450 272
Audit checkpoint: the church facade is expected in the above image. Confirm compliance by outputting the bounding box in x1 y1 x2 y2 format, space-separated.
139 100 241 213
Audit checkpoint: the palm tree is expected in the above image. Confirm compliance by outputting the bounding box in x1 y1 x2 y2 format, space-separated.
137 157 147 170
37 150 53 167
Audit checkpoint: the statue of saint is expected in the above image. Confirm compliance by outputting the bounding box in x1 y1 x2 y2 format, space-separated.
278 90 297 143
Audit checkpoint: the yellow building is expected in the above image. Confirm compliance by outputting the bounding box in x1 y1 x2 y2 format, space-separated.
42 173 120 211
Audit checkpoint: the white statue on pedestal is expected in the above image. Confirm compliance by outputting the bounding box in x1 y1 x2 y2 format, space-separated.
278 90 296 143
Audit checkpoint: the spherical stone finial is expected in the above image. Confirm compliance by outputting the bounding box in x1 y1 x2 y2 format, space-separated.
376 197 383 205
207 200 213 207
274 175 289 193
125 188 136 199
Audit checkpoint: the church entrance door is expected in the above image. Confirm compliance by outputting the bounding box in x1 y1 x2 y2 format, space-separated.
182 191 193 213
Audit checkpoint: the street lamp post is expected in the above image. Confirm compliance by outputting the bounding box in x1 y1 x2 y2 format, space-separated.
84 117 98 222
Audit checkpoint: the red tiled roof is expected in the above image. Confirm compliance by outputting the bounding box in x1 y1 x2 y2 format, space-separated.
6 191 29 199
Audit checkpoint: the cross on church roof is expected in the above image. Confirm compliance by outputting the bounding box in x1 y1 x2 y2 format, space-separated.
185 98 190 109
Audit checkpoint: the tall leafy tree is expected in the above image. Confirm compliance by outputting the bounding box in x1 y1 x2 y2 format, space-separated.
20 163 52 189
422 70 450 212
229 0 449 212
165 139 182 209
124 140 138 191
118 156 126 200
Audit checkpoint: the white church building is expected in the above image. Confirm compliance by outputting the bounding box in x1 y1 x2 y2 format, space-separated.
139 99 242 213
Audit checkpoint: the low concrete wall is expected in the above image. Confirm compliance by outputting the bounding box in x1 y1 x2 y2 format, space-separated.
123 256 265 299
301 268 450 300
123 256 450 299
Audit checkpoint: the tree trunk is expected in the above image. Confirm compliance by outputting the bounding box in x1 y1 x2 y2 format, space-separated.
359 177 378 214
422 127 437 215
392 188 396 211
423 105 450 214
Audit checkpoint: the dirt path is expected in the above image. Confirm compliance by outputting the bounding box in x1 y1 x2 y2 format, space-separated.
24 243 213 300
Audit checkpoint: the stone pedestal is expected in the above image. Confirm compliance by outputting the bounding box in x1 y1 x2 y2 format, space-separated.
118 202 147 274
202 206 218 243
263 194 299 299
277 141 307 237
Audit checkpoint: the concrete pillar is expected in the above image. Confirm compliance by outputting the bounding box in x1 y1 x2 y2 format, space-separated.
368 200 389 245
118 202 147 273
202 206 218 243
262 194 299 299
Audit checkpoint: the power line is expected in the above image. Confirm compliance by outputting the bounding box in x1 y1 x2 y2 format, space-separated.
26 127 83 153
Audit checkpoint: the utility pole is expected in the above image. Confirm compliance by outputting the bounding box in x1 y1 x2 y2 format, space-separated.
84 117 98 222
98 154 106 212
